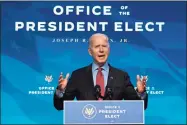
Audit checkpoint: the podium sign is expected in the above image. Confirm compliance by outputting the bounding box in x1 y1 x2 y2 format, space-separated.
64 100 144 124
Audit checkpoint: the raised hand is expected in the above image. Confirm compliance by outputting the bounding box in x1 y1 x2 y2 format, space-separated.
58 72 70 90
136 75 147 93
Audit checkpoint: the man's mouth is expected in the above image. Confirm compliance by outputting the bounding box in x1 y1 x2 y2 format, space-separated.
98 55 105 58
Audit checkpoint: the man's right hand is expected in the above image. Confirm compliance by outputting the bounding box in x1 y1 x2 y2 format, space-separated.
58 72 70 90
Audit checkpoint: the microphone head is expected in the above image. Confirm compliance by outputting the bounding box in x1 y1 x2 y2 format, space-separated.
95 85 101 92
106 86 112 95
107 87 112 92
95 84 100 88
94 85 102 100
107 88 112 94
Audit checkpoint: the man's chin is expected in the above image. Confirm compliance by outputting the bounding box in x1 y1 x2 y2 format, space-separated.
96 61 107 66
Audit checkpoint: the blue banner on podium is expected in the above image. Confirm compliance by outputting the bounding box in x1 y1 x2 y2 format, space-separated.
64 100 144 124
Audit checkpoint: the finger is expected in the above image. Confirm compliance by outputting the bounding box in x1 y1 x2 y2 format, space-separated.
142 76 147 81
142 76 147 83
142 80 146 85
143 76 148 82
58 78 63 83
59 72 64 81
59 72 64 79
59 72 63 77
65 73 70 80
59 75 62 79
143 77 146 82
136 75 141 81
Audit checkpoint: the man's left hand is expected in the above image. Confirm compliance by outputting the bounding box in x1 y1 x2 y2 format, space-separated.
136 75 147 93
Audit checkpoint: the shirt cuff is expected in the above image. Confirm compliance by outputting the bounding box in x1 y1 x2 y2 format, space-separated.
56 89 65 98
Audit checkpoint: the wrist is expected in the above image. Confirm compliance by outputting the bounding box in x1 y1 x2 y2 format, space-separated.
57 85 66 92
57 85 64 90
136 88 146 94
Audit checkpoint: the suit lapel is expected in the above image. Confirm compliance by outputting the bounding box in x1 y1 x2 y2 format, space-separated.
86 64 95 88
107 64 115 86
104 64 115 97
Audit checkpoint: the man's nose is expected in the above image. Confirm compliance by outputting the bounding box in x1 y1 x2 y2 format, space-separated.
99 47 104 52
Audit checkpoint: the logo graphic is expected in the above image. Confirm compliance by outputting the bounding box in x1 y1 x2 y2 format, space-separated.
45 75 53 84
82 104 97 119
28 74 55 95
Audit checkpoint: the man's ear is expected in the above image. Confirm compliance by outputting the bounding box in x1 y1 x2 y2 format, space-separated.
88 48 92 56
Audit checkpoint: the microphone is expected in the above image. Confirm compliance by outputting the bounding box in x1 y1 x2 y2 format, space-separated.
94 85 103 100
104 76 114 100
105 86 113 100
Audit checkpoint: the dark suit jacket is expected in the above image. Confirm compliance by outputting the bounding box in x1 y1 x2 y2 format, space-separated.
54 64 148 110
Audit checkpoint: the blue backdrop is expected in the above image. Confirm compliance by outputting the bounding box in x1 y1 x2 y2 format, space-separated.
1 1 186 124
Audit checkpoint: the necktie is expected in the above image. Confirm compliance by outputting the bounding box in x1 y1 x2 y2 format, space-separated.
96 67 105 100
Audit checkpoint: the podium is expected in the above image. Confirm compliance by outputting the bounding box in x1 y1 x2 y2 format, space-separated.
63 100 144 124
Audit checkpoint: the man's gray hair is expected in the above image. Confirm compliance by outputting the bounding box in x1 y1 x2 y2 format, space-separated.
88 33 110 48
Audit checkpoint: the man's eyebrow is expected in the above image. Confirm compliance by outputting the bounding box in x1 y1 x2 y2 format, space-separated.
95 45 100 47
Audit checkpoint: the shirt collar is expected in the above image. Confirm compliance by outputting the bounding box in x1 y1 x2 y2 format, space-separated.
92 62 109 72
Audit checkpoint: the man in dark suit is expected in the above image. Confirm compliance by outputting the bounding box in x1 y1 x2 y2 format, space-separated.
54 33 148 110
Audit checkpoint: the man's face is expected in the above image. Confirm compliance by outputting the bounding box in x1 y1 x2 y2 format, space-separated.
88 36 110 66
